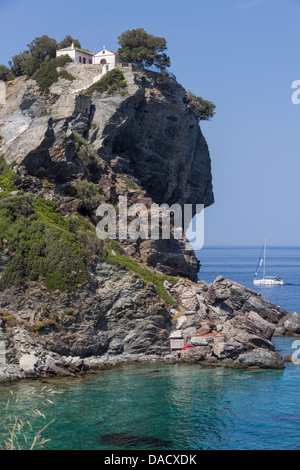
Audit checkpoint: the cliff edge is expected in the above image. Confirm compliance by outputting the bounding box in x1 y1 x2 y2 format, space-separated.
0 63 295 381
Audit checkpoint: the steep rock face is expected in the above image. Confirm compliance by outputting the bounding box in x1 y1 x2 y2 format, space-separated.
0 65 214 280
0 263 171 373
90 70 214 208
0 66 214 208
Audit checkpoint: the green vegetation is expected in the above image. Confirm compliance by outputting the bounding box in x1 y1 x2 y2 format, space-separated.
74 133 89 147
0 65 14 82
0 34 82 84
117 28 171 70
9 35 58 78
57 69 75 81
106 240 178 305
0 157 18 192
185 91 216 121
74 133 103 181
84 69 127 95
26 35 58 61
2 315 16 326
0 159 104 291
58 35 81 50
75 180 104 214
32 55 73 91
119 176 138 190
33 319 56 332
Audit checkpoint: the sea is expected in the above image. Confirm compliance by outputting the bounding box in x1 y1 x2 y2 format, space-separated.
0 246 300 450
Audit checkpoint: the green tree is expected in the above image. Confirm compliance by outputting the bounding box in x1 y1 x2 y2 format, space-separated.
185 91 216 121
27 35 57 60
0 65 14 82
58 35 81 50
117 28 170 70
10 53 41 77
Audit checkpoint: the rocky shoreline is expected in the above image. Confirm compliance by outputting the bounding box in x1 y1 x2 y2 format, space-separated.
1 273 299 383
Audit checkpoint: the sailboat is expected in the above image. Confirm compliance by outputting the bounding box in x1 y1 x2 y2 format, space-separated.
253 239 284 286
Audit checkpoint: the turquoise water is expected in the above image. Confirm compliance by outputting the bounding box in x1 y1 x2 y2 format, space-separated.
0 246 300 450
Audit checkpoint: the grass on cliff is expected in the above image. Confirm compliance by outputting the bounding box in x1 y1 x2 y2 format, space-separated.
119 176 138 190
0 157 18 192
0 160 104 291
105 239 178 305
84 69 127 95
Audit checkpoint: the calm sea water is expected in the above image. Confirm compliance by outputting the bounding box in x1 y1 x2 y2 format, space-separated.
196 246 300 314
0 246 300 450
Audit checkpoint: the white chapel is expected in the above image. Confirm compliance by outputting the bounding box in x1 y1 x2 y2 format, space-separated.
56 43 122 66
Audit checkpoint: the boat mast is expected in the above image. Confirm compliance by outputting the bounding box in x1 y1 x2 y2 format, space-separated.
263 238 266 279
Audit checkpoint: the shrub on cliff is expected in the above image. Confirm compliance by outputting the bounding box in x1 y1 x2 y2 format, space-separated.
76 180 104 214
0 65 15 82
117 28 171 70
10 53 41 78
185 91 216 121
84 69 127 95
0 156 18 191
32 55 73 91
74 133 103 181
0 180 104 291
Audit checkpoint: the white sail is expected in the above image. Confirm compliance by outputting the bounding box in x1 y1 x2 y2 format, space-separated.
253 239 283 286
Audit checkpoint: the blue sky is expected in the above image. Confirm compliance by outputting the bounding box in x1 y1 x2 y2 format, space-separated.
0 0 299 246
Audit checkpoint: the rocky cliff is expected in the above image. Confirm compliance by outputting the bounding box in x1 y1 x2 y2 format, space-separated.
0 63 297 381
0 64 214 280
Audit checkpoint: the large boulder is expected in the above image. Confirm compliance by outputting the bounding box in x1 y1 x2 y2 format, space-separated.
235 349 285 370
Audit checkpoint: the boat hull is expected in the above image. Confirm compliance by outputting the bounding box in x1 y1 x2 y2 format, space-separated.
253 279 284 286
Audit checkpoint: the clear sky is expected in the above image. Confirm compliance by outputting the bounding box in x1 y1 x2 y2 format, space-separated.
0 0 299 246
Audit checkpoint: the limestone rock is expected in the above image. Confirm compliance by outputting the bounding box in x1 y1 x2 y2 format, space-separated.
191 336 209 346
236 349 285 370
19 353 39 373
213 340 245 360
168 279 199 310
278 312 300 335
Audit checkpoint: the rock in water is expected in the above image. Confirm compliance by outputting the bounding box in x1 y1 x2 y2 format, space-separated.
236 350 285 370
